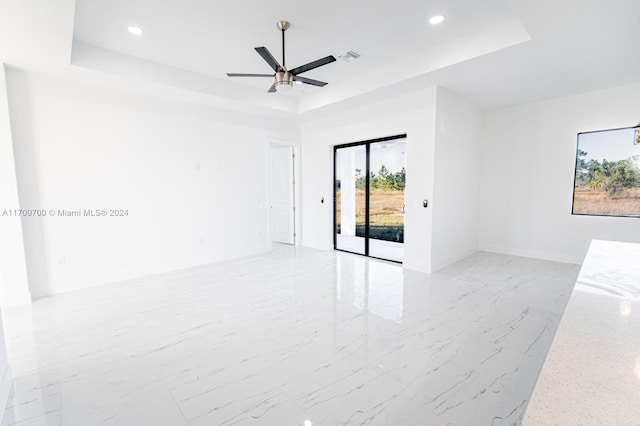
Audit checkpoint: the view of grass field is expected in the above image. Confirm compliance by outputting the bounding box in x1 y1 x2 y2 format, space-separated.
335 143 406 245
336 189 405 242
572 187 640 217
573 127 640 217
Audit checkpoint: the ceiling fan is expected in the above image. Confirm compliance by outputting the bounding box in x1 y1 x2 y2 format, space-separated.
226 20 336 93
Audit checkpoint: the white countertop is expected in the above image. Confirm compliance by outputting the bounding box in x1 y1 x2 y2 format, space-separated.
524 239 640 425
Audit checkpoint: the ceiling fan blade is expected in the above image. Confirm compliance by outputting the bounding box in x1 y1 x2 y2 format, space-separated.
227 73 275 77
290 55 336 75
292 75 328 87
255 47 281 72
268 83 277 93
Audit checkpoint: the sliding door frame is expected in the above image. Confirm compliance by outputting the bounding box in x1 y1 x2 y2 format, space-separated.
333 133 407 263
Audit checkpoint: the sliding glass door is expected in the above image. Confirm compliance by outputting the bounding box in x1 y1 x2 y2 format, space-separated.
368 138 406 261
334 144 366 255
334 135 406 262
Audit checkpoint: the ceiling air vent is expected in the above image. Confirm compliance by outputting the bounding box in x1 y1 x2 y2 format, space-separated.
338 51 361 62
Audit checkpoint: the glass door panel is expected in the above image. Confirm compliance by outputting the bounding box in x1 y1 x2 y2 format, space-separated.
369 139 406 262
335 145 366 255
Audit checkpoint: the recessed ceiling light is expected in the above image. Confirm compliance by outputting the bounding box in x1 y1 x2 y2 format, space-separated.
128 26 144 35
620 301 632 317
429 15 445 25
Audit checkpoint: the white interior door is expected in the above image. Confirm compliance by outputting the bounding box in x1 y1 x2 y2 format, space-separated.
269 145 295 244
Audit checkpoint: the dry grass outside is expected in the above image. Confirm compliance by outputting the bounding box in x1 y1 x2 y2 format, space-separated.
336 189 405 226
573 186 640 217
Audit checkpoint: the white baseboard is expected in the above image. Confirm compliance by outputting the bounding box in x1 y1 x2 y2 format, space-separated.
30 245 272 299
431 249 478 272
0 365 13 425
299 240 333 251
0 290 32 309
478 244 582 265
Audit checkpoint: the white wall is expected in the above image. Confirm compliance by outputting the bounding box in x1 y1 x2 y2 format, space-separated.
5 69 299 297
0 275 12 422
11 63 633 300
0 65 31 307
300 88 437 273
431 88 482 270
479 82 640 264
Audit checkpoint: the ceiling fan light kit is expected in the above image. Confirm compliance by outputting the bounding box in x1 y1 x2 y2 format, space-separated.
275 71 293 91
227 20 336 93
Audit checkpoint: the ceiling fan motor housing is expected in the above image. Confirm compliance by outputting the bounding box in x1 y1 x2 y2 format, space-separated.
275 71 293 90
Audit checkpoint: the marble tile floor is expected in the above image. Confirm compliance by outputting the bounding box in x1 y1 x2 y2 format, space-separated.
335 236 404 263
0 246 580 426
